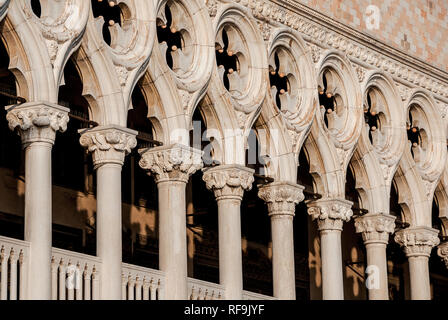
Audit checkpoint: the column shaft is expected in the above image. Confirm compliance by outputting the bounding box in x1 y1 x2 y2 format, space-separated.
271 216 295 299
24 142 53 300
158 181 188 300
408 256 431 300
217 198 243 300
365 242 389 300
320 229 344 300
96 163 123 300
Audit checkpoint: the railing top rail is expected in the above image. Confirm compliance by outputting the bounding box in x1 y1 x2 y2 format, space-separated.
242 291 278 300
0 236 30 249
52 247 102 265
187 277 224 291
122 263 165 278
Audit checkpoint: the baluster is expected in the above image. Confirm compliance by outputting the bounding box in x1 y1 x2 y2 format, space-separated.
92 266 100 300
135 276 142 300
0 246 7 300
190 286 196 300
67 262 75 300
9 249 17 300
142 277 150 300
18 250 26 300
75 263 83 300
150 279 157 300
157 279 164 300
51 257 58 300
121 273 128 300
128 274 135 300
58 259 67 300
83 265 91 301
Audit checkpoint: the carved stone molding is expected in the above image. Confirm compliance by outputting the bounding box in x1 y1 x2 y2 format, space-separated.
0 0 9 21
139 144 203 184
394 227 440 258
258 182 304 218
307 198 353 231
6 102 69 146
354 213 396 245
79 125 137 169
202 165 254 201
233 0 448 101
437 242 448 269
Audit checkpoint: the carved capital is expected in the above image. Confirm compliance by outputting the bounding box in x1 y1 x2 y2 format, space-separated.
6 102 69 146
307 198 353 231
394 227 440 258
202 165 254 201
355 213 396 245
258 182 304 218
139 144 203 183
79 125 137 169
437 242 448 269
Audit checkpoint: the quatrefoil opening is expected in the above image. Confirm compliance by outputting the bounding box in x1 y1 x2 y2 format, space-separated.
215 25 248 98
364 88 387 149
92 0 131 48
318 69 346 132
157 0 193 75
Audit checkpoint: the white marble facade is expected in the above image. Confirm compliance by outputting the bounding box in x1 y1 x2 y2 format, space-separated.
0 0 447 300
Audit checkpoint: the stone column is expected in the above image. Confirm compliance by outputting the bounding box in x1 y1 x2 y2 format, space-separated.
6 102 69 300
437 241 448 269
258 182 304 300
139 144 203 300
307 198 353 300
202 165 254 300
394 227 440 300
80 125 137 300
354 213 396 300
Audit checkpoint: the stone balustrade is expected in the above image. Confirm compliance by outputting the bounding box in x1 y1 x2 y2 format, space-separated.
188 277 224 300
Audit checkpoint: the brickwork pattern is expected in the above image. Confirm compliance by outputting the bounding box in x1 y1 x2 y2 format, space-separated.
298 0 448 72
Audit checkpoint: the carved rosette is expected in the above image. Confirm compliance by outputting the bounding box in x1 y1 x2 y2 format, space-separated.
139 144 203 184
394 227 440 258
79 125 137 169
437 242 448 269
202 165 254 201
258 182 305 218
307 199 353 231
6 102 69 146
355 213 396 245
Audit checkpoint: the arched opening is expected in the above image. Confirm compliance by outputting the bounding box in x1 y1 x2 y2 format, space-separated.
240 125 272 296
429 197 448 300
295 148 314 300
342 165 366 300
387 180 409 300
121 83 159 269
53 56 96 254
187 106 219 282
0 32 24 240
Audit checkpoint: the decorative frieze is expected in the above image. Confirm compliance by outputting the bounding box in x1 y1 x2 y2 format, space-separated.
355 213 396 244
437 242 448 269
307 198 353 231
394 227 440 258
139 144 203 183
79 125 137 169
258 182 304 218
6 102 69 146
202 165 254 201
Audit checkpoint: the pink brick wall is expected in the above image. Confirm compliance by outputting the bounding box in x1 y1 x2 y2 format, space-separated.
297 0 448 72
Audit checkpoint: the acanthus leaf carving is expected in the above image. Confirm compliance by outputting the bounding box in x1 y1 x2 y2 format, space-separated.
258 182 304 217
394 227 440 257
139 144 203 183
79 125 137 168
307 198 353 231
202 164 254 200
354 213 396 244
